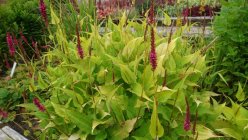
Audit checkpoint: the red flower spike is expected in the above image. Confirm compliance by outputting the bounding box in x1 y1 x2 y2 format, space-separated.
12 35 19 47
33 98 46 112
76 23 84 59
184 96 191 131
6 32 15 56
149 28 157 71
39 0 48 27
183 8 190 25
20 32 29 45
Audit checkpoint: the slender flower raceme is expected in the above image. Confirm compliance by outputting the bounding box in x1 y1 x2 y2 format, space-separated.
6 32 15 56
184 96 191 131
149 0 157 71
76 23 84 59
150 28 157 71
39 0 48 27
33 98 46 112
20 31 29 45
32 39 41 59
12 34 19 47
183 8 189 25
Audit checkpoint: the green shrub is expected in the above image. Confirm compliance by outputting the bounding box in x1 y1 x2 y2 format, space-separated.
206 0 248 101
0 0 48 70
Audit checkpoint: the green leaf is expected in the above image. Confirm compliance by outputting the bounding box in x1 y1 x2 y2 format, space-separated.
217 73 229 86
18 103 37 111
216 128 242 140
156 87 175 103
110 99 125 123
110 118 136 140
59 88 84 107
196 125 221 140
24 130 30 136
0 88 8 99
119 11 127 28
149 99 164 138
129 83 152 101
142 66 155 91
163 12 171 26
122 37 143 59
51 103 67 118
98 85 120 101
236 82 245 102
38 72 48 90
50 6 60 24
66 109 92 133
119 64 136 84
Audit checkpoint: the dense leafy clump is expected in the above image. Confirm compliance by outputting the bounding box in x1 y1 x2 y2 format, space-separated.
17 6 248 139
0 0 47 70
205 0 248 101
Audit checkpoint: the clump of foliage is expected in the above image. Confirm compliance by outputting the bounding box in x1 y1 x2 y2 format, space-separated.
0 0 48 70
0 65 34 122
205 0 248 101
19 2 248 139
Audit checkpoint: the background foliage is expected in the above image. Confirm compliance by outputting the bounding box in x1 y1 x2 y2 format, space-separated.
205 0 248 101
0 0 47 71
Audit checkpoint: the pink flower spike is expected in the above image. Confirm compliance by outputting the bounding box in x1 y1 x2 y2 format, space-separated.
20 31 29 45
12 34 19 47
76 23 84 59
149 28 157 71
39 0 48 27
33 98 46 112
6 32 15 56
184 97 191 131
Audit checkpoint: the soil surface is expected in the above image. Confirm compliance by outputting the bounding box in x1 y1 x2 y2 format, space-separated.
7 112 39 140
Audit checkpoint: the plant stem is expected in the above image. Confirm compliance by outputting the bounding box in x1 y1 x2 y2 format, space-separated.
170 90 179 121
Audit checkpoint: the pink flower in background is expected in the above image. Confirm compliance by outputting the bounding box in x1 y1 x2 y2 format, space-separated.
96 0 132 19
20 31 29 45
6 32 15 56
0 109 8 118
150 28 157 71
39 0 48 27
76 23 84 59
184 97 191 131
183 8 189 24
33 98 46 112
32 39 41 59
12 34 19 47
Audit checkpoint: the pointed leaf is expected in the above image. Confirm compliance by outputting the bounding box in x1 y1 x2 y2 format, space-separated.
149 99 164 138
216 128 242 140
163 12 171 26
236 82 245 102
66 109 92 133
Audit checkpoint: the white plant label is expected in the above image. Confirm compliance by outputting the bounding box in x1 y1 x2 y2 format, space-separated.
10 62 17 78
